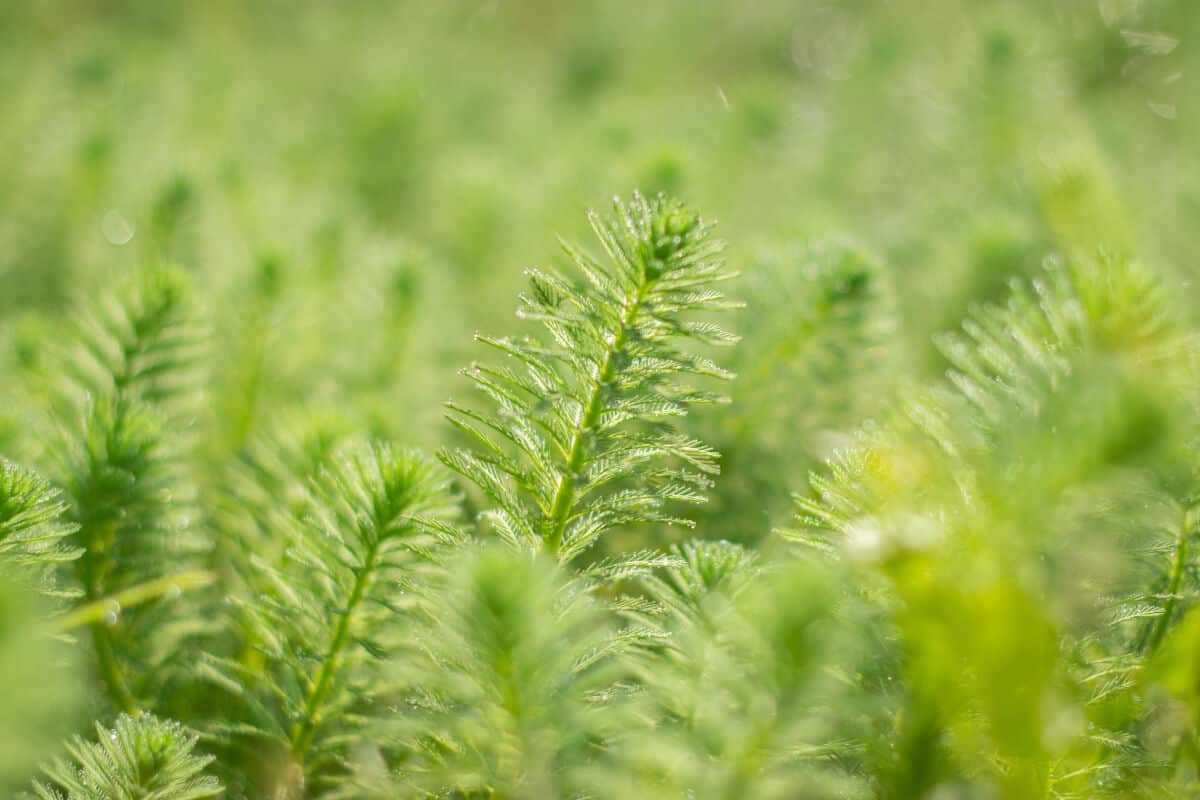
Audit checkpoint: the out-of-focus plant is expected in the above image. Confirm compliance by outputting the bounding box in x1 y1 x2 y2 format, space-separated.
789 252 1200 797
48 267 210 714
699 241 898 537
0 571 83 796
202 442 459 799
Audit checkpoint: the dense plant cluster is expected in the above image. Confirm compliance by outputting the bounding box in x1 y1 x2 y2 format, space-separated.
4 189 1200 799
5 2 1200 799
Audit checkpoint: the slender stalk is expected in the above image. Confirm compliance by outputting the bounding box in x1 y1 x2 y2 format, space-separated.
543 289 645 555
89 619 136 713
289 542 378 759
1145 506 1191 656
79 527 136 713
55 569 215 634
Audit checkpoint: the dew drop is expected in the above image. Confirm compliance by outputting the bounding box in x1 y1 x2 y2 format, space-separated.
101 209 135 245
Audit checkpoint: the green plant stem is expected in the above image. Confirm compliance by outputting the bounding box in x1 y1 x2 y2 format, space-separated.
55 569 216 633
79 535 137 713
543 288 645 555
89 619 136 713
1145 506 1191 656
289 542 378 759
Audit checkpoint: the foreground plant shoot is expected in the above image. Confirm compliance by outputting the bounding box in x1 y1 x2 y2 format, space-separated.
3 188 1200 800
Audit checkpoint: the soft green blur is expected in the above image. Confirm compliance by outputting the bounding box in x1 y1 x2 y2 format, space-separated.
0 572 82 795
3 2 1200 798
3 1 1197 520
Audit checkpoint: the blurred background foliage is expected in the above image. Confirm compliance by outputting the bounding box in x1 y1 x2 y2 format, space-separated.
2 0 1198 544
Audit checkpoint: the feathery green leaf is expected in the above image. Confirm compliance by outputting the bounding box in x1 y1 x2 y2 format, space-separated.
442 192 739 561
33 714 222 800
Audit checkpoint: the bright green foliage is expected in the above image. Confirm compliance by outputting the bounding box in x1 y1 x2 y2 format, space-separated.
210 412 351 574
7 2 1200 798
0 460 79 583
701 242 896 535
387 545 629 798
33 714 221 800
58 266 201 410
795 253 1182 558
205 441 459 798
50 267 206 714
0 463 84 791
613 549 870 800
637 539 758 631
2 157 1200 800
442 192 738 561
789 252 1198 798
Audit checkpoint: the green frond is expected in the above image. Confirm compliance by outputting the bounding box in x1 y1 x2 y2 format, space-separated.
787 251 1196 797
33 714 222 800
61 265 203 411
0 459 80 579
206 440 459 798
204 412 354 735
607 555 869 800
441 192 739 561
217 412 350 544
388 544 629 799
580 547 685 583
931 251 1172 436
48 266 208 713
638 539 757 630
698 241 898 537
789 251 1183 554
744 241 894 414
